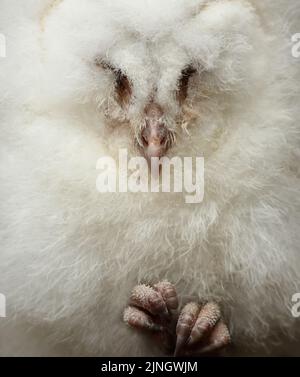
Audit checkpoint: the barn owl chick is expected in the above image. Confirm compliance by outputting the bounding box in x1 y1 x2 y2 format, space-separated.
0 0 299 357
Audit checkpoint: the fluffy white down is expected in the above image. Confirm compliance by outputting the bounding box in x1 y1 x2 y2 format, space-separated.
0 0 299 356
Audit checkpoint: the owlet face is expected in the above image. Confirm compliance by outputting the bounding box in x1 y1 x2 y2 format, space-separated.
92 0 262 159
96 48 197 160
42 0 263 159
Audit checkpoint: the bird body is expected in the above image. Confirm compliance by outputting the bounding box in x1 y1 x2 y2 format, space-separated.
0 0 299 356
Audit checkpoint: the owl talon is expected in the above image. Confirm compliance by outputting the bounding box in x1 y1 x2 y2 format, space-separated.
187 302 221 346
124 282 231 356
123 306 164 332
129 284 170 319
185 320 231 356
123 281 177 353
153 281 179 312
177 302 230 356
174 302 200 356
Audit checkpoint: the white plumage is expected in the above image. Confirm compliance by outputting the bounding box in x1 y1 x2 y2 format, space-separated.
0 0 299 355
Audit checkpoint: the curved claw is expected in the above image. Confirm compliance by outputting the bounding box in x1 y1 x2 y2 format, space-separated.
187 320 231 356
187 302 221 346
174 302 200 356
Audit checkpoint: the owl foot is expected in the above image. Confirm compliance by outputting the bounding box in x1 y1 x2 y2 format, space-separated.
123 281 231 356
174 301 230 356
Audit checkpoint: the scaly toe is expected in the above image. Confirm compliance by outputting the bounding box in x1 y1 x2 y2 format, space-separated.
154 281 179 312
123 306 164 332
130 284 169 320
187 302 221 346
174 302 200 356
188 320 231 355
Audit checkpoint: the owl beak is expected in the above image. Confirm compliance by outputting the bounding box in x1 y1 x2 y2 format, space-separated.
141 102 167 159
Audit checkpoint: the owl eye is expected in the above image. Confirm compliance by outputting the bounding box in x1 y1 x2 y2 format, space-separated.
96 58 132 107
115 69 130 95
177 65 197 103
114 70 132 107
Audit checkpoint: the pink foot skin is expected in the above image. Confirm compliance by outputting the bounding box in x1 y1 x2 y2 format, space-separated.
123 281 231 356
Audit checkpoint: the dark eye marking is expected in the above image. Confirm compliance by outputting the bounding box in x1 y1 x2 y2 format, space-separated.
177 65 197 103
115 70 132 107
95 58 132 107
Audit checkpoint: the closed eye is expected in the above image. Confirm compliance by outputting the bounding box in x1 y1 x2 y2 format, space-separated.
177 65 197 104
115 70 132 107
96 58 132 107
